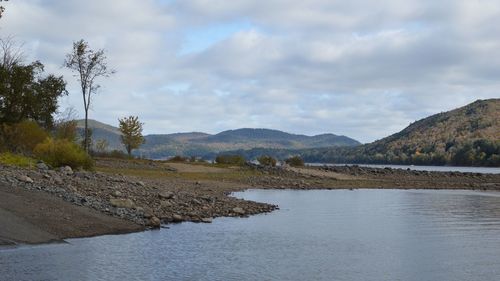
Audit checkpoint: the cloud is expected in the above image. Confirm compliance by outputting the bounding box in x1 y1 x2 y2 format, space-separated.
1 0 499 143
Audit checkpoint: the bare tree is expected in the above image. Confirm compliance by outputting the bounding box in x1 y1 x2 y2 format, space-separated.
0 36 24 69
64 39 115 152
0 0 8 19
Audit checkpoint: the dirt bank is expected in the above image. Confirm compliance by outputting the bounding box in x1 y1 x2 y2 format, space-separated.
0 183 144 246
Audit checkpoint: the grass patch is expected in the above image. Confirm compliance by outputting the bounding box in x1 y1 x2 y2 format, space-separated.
0 152 36 168
96 165 258 182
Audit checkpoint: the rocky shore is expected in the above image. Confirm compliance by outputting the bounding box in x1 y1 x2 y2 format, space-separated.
1 159 499 246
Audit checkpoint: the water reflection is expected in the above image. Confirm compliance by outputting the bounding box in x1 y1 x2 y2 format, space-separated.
1 189 500 281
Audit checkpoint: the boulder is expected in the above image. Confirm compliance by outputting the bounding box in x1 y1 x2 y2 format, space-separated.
172 214 183 222
160 200 173 208
159 191 174 199
60 166 73 175
149 216 161 228
232 207 245 215
17 175 34 184
201 217 213 223
36 161 49 170
53 176 63 185
109 198 135 209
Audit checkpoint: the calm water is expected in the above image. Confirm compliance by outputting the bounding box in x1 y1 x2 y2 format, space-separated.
2 189 500 281
309 163 500 174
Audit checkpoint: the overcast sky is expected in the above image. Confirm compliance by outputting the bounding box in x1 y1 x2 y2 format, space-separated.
1 0 499 143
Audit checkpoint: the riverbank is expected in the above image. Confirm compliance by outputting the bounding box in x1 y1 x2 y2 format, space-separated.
1 158 499 246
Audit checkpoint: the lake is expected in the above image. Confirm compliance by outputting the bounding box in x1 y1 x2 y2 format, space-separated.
308 163 500 174
2 189 500 281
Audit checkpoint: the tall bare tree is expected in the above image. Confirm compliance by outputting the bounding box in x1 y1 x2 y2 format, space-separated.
64 39 115 152
118 116 145 157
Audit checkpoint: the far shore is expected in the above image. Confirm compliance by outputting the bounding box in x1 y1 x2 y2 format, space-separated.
1 158 499 247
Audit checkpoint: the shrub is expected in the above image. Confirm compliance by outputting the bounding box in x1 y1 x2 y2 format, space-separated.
168 155 188 162
93 149 129 159
0 120 49 155
285 156 305 167
257 155 277 167
215 154 246 166
34 138 93 169
54 120 78 142
0 152 36 167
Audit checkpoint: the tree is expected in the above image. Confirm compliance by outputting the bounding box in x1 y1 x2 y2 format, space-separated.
0 61 67 128
118 116 144 157
0 0 8 19
64 39 115 152
285 156 304 167
1 37 24 69
257 155 277 167
94 139 109 154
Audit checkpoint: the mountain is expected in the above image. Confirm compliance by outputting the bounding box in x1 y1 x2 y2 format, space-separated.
299 99 500 166
76 119 122 150
76 120 360 158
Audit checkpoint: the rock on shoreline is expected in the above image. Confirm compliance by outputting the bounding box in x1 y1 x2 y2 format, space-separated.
0 163 277 231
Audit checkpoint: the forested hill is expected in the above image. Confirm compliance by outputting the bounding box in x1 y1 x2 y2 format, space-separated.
76 120 360 158
300 99 500 166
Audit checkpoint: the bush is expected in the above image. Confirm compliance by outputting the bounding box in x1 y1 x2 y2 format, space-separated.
257 155 277 167
34 138 93 169
168 155 188 162
0 121 49 155
54 120 78 142
285 156 305 167
0 152 36 167
92 149 129 159
215 154 246 166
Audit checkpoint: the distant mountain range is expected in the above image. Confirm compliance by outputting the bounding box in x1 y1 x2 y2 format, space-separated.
76 120 360 159
78 99 499 166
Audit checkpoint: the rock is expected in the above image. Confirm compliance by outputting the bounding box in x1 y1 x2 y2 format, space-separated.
36 161 49 170
232 207 245 215
113 191 123 197
172 214 183 222
143 211 153 219
60 166 73 175
159 191 174 199
17 175 34 184
109 198 135 209
149 216 161 228
53 176 63 185
160 200 173 208
201 217 213 223
136 181 145 187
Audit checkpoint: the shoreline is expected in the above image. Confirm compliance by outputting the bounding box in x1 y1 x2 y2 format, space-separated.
1 159 499 247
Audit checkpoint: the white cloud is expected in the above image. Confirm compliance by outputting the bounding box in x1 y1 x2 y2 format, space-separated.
1 0 499 143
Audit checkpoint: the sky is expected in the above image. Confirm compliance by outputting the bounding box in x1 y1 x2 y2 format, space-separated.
0 0 499 143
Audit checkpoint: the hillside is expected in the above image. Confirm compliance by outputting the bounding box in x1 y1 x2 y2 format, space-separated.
76 120 360 158
299 99 500 166
76 119 123 150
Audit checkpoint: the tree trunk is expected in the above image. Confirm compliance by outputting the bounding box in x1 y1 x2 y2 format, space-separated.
84 110 88 152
